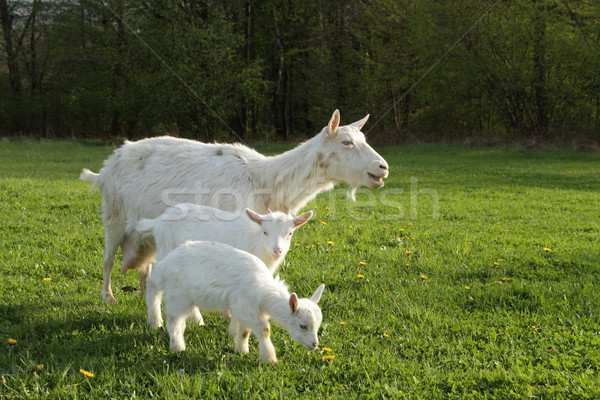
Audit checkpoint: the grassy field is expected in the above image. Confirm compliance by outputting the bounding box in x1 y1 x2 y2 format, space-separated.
1 138 599 399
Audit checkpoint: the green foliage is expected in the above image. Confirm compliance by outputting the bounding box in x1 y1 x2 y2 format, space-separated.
1 140 599 398
1 1 599 141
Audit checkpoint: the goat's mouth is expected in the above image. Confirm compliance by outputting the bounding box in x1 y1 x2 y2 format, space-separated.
367 172 385 188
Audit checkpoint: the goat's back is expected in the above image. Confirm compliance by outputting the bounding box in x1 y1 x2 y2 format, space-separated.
152 240 281 312
98 137 267 223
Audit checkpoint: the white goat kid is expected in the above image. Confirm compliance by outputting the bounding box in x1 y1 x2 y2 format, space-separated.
136 204 312 326
134 204 313 272
80 109 388 303
146 240 325 363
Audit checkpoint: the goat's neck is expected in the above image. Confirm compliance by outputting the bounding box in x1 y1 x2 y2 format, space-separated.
251 132 335 213
261 287 294 326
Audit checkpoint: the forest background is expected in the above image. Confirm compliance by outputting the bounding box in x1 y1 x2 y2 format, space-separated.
0 0 599 145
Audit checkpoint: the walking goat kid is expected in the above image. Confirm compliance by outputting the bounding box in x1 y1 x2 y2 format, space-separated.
146 240 325 363
80 110 388 303
136 203 312 325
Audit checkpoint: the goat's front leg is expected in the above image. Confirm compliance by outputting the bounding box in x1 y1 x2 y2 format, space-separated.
253 321 277 363
229 320 250 354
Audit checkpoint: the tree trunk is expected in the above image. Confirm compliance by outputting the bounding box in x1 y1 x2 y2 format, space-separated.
531 0 549 138
0 0 21 94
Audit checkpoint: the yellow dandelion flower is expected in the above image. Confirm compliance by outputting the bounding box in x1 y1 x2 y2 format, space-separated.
405 250 412 255
325 207 331 210
339 321 348 326
543 248 553 252
494 280 503 284
322 347 333 353
497 258 505 262
322 355 335 361
407 223 413 226
464 286 471 290
356 274 365 279
501 277 511 282
7 338 17 345
43 277 52 281
382 333 390 338
321 221 328 225
359 261 366 266
493 262 499 266
294 243 301 247
327 241 334 246
530 325 539 330
419 274 428 280
316 242 321 245
79 369 95 378
36 364 44 371
405 263 410 267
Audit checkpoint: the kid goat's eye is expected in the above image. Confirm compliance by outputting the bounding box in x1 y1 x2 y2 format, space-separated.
263 231 268 236
300 324 308 330
342 140 353 146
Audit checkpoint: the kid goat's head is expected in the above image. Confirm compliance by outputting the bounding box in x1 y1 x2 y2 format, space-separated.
286 284 325 351
245 208 313 260
319 109 389 197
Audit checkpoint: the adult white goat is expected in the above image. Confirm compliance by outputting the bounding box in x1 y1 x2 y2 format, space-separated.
81 109 389 303
147 240 325 363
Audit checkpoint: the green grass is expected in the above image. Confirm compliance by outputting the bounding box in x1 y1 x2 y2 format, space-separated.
1 138 599 399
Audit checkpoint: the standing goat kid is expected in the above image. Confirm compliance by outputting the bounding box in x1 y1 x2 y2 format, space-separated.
134 204 313 272
80 110 388 303
146 240 325 363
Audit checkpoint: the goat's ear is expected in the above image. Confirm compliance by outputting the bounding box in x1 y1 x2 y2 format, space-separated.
349 114 370 130
289 293 299 313
293 210 313 228
327 109 340 136
310 284 325 304
245 208 263 225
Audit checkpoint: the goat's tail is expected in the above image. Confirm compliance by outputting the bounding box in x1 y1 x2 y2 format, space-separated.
80 168 99 190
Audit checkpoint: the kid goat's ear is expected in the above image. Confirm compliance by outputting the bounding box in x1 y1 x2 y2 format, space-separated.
289 293 299 313
293 210 313 228
245 208 263 225
327 109 341 136
310 284 325 304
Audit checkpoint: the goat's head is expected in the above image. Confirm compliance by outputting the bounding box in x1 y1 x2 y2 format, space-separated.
245 209 313 260
318 110 389 197
285 284 325 351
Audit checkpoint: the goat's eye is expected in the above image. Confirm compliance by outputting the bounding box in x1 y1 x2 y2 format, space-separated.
263 231 268 236
341 140 353 146
300 324 308 330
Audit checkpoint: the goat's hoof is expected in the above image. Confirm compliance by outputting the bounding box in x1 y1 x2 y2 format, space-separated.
147 319 162 329
103 294 117 304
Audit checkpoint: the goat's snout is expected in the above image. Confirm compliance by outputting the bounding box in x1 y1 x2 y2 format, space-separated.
272 247 283 257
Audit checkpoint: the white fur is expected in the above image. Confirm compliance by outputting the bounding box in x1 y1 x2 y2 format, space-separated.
146 240 325 363
80 110 388 302
136 204 312 326
134 204 313 273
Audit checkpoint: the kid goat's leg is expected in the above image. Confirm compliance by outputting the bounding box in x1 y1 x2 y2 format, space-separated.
145 279 163 328
251 319 277 363
167 314 187 352
229 320 250 354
